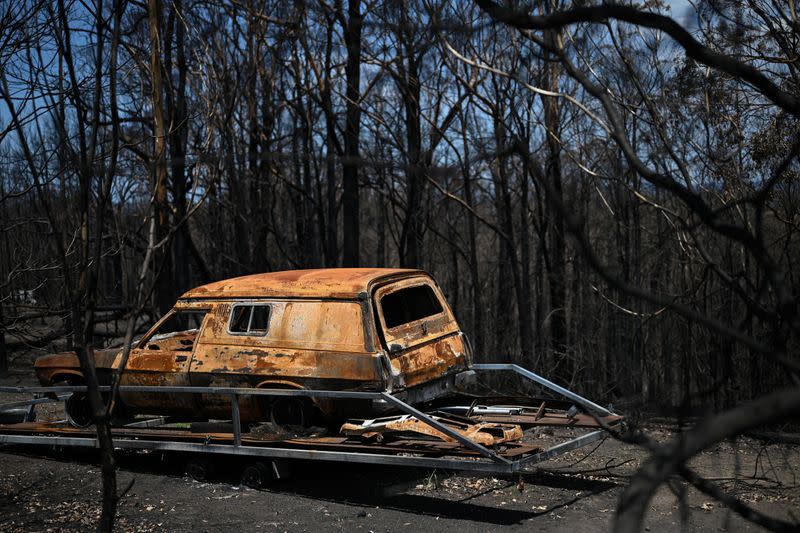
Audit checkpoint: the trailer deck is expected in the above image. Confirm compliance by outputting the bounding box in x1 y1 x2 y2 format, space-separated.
0 364 622 477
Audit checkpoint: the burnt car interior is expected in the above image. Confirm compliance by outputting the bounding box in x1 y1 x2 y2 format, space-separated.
144 310 208 352
380 284 443 329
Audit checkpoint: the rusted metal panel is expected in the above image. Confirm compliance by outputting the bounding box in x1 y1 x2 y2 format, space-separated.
192 300 380 383
118 347 196 415
373 277 460 347
34 347 118 386
387 334 468 387
185 299 384 420
372 276 469 388
112 308 206 414
340 414 524 446
470 412 624 428
190 345 383 384
198 300 368 352
181 268 423 300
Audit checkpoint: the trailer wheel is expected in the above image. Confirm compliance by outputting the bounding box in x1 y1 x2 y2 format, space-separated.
55 380 93 428
185 457 215 482
240 462 272 489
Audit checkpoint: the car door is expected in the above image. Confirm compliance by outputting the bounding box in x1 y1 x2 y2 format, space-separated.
373 276 468 389
118 308 209 415
188 301 273 418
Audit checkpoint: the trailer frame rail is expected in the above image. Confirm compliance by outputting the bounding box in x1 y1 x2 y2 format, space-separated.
0 365 620 476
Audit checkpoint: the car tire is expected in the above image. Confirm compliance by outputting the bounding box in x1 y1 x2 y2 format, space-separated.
269 397 309 428
54 380 94 428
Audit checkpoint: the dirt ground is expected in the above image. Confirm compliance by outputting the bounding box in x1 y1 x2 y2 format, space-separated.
1 366 798 532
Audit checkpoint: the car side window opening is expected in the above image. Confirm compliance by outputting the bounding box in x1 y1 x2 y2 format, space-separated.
380 284 444 329
144 310 208 351
229 304 271 335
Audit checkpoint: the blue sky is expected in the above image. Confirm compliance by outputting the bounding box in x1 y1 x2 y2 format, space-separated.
664 0 697 25
0 0 703 155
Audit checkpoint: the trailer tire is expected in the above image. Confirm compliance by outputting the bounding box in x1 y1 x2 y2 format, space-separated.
185 457 215 482
240 462 272 489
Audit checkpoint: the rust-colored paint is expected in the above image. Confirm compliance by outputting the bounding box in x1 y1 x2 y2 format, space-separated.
340 415 524 446
34 347 119 385
180 268 423 300
373 276 468 388
34 268 473 423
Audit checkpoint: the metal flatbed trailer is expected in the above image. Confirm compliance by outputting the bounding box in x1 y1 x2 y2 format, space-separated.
0 364 622 477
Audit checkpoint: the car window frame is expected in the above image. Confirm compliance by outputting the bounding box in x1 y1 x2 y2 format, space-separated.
227 303 272 336
376 280 447 333
136 308 211 349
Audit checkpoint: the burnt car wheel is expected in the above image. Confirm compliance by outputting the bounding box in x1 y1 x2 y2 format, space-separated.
66 393 94 428
55 381 93 428
269 397 309 428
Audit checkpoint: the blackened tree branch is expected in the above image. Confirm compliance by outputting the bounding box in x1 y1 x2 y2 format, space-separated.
679 465 799 532
474 0 800 116
615 388 800 531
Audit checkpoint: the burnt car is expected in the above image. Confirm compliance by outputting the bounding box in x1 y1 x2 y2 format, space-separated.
35 268 474 427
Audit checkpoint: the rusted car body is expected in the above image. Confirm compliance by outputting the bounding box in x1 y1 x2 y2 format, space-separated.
35 268 474 425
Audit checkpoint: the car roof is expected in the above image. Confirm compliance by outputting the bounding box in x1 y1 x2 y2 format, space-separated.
179 268 426 300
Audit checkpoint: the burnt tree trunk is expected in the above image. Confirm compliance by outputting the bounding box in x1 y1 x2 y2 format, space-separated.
461 120 484 357
542 59 568 377
341 0 362 267
149 0 173 315
165 0 193 294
